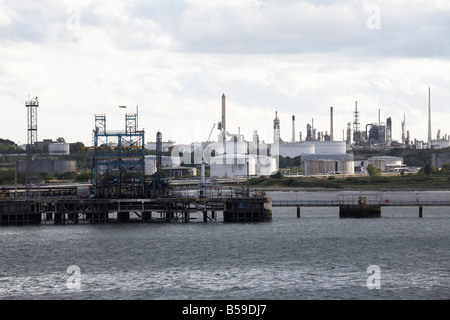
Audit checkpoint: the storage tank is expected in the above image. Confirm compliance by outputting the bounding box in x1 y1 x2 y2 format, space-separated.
210 154 257 178
224 140 247 155
18 159 76 175
366 156 403 172
257 156 278 176
49 143 70 155
303 159 354 175
311 141 346 154
279 142 315 158
206 141 225 156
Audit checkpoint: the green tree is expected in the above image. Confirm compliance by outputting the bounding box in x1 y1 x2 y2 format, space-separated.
270 170 283 179
439 163 450 175
422 164 438 175
69 142 85 154
76 170 92 182
367 164 381 176
39 172 53 182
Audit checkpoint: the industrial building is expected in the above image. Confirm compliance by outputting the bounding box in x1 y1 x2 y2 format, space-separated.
161 166 197 177
18 159 77 176
49 143 70 155
145 141 176 153
144 155 181 175
302 159 354 176
210 154 277 178
350 88 450 150
171 94 279 179
364 156 404 172
431 153 450 169
274 108 355 176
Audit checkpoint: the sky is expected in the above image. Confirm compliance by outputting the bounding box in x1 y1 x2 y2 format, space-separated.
1 0 450 147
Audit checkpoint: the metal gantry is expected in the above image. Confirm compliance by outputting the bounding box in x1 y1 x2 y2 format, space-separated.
91 113 146 198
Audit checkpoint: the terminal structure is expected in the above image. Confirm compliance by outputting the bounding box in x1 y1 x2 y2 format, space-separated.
90 113 146 198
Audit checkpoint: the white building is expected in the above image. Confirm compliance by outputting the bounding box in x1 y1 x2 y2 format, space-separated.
144 155 181 175
365 156 404 172
210 154 277 178
49 143 70 155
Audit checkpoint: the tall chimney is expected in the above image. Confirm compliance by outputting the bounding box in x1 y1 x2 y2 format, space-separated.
330 106 334 141
428 87 432 148
291 115 295 143
222 94 226 142
273 111 280 143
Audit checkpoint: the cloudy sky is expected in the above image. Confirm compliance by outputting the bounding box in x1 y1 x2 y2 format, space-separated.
1 0 450 146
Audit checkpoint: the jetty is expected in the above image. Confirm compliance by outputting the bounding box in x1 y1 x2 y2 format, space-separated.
0 184 272 226
272 196 450 218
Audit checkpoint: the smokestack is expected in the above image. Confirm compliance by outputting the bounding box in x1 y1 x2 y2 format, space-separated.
330 106 334 141
222 94 226 142
378 109 381 126
292 115 295 143
428 87 432 148
273 111 280 143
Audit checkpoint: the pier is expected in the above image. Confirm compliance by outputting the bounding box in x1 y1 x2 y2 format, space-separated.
272 198 450 218
0 193 272 226
2 182 450 224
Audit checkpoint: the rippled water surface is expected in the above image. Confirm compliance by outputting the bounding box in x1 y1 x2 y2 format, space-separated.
1 191 449 300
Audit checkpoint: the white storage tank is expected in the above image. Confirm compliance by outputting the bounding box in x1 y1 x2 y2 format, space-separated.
257 156 278 176
311 141 346 154
224 141 247 155
210 154 256 178
366 156 403 172
210 154 279 178
303 159 354 175
49 143 70 155
279 142 315 158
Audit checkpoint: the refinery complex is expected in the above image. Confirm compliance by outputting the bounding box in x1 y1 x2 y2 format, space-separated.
13 88 450 183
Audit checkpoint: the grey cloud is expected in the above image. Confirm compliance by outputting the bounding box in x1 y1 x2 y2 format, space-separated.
125 0 450 59
3 0 450 59
0 1 70 43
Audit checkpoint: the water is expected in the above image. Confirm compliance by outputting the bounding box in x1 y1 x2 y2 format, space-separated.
0 190 449 300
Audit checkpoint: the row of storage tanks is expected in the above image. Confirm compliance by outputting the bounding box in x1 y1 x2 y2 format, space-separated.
18 141 404 178
280 141 354 176
203 141 403 177
171 140 351 177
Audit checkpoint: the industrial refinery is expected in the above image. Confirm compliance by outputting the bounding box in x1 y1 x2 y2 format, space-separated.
170 88 449 178
10 87 450 183
1 89 450 224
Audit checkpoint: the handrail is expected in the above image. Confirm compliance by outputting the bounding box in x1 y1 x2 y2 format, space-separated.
272 199 450 207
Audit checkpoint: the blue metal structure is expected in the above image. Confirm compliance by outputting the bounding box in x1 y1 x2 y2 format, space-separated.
92 113 145 198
